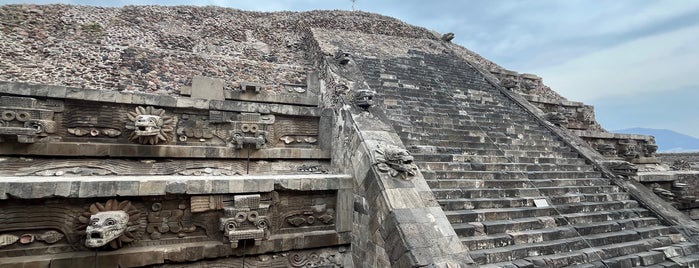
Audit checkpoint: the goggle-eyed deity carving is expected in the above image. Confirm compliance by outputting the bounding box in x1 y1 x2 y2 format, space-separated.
209 111 274 149
217 194 271 248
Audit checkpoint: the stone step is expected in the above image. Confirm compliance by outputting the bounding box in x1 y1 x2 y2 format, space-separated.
438 193 630 210
398 132 485 143
530 178 611 187
410 148 582 160
445 201 637 223
452 222 476 237
408 151 587 165
423 170 603 180
547 192 630 204
528 171 603 179
469 236 682 265
426 178 610 189
463 226 581 251
468 236 590 264
427 179 532 189
559 208 654 225
475 212 656 236
577 217 661 235
432 185 620 199
418 162 594 172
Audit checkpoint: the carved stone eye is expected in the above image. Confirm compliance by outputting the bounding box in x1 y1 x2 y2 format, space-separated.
105 218 117 226
90 217 100 226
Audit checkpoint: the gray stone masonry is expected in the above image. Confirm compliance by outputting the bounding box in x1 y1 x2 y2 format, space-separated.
0 174 352 199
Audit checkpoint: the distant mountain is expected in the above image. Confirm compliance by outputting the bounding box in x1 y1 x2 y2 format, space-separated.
614 128 699 153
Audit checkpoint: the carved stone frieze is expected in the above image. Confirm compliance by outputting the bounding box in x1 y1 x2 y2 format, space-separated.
333 50 351 65
77 199 141 249
210 112 274 149
68 127 121 137
146 202 196 240
0 234 18 248
353 89 375 110
218 194 271 248
0 96 58 143
125 106 176 145
441 32 455 42
280 135 318 144
595 144 617 157
374 144 418 180
290 250 346 267
545 112 568 127
602 160 638 177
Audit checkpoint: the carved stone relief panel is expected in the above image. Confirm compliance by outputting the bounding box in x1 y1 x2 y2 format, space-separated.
65 101 126 139
0 92 324 158
0 96 60 143
586 137 660 164
0 190 340 263
125 106 177 145
276 191 337 233
374 144 418 180
208 111 275 149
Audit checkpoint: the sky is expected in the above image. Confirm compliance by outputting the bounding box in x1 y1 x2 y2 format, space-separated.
2 0 699 137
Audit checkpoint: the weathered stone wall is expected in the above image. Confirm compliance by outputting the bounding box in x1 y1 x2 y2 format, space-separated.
309 28 471 266
0 5 436 95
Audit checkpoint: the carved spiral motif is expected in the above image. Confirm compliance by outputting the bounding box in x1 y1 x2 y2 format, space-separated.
289 253 308 267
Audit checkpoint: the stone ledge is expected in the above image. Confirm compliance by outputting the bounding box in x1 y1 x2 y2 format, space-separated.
0 143 330 159
571 129 655 140
0 174 353 199
0 81 321 117
225 90 318 106
0 236 351 268
521 93 584 107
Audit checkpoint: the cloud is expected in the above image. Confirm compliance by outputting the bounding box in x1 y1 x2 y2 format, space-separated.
531 23 699 102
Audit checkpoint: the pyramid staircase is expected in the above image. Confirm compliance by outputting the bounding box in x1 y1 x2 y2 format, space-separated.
357 53 699 267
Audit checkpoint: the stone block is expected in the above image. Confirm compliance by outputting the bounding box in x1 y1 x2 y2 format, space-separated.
165 180 187 194
384 188 424 209
11 83 31 95
229 178 245 193
177 97 210 109
117 251 165 267
258 178 274 191
0 182 7 200
186 179 212 194
46 85 67 98
143 94 161 106
116 181 140 196
243 178 260 192
139 180 166 196
83 89 101 101
78 181 100 198
6 182 31 199
30 84 50 97
336 190 353 232
115 92 133 104
131 93 147 104
31 182 56 198
158 95 177 107
98 90 117 103
179 86 192 96
191 76 225 100
211 180 229 194
65 87 85 99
